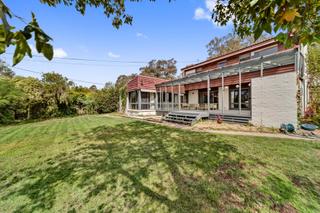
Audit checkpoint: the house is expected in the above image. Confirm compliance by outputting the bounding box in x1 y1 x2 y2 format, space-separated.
126 39 309 127
126 75 168 116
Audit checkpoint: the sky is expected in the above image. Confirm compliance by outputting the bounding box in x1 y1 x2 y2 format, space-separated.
2 0 233 87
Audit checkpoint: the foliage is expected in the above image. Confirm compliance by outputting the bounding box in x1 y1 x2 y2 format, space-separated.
14 76 45 119
115 74 136 88
0 77 23 123
206 33 271 57
140 59 177 79
115 74 136 112
307 43 320 125
0 69 122 124
0 1 54 65
0 115 319 212
213 0 320 47
94 86 119 113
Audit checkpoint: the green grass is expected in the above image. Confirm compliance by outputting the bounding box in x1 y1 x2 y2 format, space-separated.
0 115 319 212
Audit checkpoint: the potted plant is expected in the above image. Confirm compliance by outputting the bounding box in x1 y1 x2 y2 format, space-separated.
216 114 223 124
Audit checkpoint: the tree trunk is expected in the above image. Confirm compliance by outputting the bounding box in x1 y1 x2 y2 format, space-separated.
27 105 31 120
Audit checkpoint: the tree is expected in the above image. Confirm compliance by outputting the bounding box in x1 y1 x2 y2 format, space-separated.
307 44 320 122
104 81 114 89
206 33 271 57
94 86 118 113
0 0 171 65
140 59 177 79
42 72 71 116
14 76 44 119
115 74 136 88
0 59 14 78
69 86 96 115
212 0 320 46
0 77 23 123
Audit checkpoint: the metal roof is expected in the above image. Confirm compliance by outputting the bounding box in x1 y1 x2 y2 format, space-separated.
157 49 297 87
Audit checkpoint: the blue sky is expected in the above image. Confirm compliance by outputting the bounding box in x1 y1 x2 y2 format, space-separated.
2 0 232 87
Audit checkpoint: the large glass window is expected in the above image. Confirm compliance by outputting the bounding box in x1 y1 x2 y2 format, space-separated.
199 89 219 104
182 93 188 103
252 46 278 58
141 92 150 103
239 54 251 62
217 60 227 68
129 91 138 109
229 86 251 110
141 92 151 110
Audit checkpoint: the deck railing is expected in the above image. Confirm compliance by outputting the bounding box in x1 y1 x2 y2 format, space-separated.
129 102 155 110
157 103 219 111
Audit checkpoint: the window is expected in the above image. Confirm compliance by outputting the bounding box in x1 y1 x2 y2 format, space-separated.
217 60 227 68
129 91 138 109
198 89 208 104
129 91 138 103
141 92 150 103
198 89 219 105
253 46 278 58
239 54 251 62
185 69 196 76
141 92 151 110
229 86 251 110
181 92 188 103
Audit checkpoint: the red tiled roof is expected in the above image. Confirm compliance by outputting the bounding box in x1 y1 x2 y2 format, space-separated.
127 75 168 92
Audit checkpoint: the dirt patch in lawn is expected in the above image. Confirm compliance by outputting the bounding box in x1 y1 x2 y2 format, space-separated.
193 120 279 133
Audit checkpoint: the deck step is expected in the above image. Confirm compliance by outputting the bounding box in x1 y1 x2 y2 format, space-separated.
163 112 202 125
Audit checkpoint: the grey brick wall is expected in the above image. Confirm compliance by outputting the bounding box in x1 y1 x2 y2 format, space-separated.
251 72 298 128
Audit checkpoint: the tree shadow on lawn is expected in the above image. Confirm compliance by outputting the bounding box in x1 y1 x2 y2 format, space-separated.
0 120 306 212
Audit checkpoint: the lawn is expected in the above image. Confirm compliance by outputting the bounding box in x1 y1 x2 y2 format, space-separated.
0 115 319 212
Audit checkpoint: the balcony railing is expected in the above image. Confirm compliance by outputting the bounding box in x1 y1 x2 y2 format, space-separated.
157 103 219 111
129 102 155 110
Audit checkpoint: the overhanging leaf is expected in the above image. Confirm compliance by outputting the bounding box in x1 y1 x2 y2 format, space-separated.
281 8 300 22
41 43 53 60
250 0 259 7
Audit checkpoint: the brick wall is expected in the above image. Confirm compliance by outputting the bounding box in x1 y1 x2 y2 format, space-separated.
251 72 298 128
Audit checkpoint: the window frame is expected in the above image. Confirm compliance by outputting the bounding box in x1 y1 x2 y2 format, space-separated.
229 86 251 110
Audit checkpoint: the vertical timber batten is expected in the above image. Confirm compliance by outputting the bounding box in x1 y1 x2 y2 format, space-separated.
222 72 225 115
165 86 167 111
138 90 141 110
239 68 242 114
155 91 158 110
159 87 162 111
171 84 174 111
207 75 210 112
178 83 181 110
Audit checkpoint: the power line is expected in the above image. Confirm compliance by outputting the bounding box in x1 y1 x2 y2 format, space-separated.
19 58 139 67
11 66 106 86
3 53 197 64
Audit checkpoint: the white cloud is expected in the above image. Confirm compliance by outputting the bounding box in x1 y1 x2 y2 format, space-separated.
136 32 148 39
28 44 68 58
54 48 68 58
108 52 120 58
193 0 217 23
205 0 216 12
194 7 211 20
